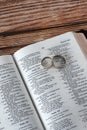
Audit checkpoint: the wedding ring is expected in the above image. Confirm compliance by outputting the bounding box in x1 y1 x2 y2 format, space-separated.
53 55 66 68
41 57 52 69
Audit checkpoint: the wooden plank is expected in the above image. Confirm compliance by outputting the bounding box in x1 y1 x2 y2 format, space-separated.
0 23 87 50
0 46 22 55
0 28 87 56
0 0 87 33
0 27 87 56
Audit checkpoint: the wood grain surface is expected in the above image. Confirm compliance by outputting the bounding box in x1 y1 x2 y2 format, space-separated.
0 0 87 33
0 0 87 55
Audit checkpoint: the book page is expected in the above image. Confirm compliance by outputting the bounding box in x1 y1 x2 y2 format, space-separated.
14 32 87 130
0 55 44 130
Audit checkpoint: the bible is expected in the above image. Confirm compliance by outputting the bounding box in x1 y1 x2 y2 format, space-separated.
0 32 87 130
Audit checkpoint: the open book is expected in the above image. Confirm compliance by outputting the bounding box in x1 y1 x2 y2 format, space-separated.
1 32 87 130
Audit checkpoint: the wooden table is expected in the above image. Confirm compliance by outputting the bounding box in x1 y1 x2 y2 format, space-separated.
0 0 87 55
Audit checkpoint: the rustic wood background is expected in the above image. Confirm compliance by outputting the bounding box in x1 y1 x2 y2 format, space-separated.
0 0 87 55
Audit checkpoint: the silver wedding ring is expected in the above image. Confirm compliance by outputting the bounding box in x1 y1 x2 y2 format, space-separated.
53 55 66 68
41 57 53 69
41 55 66 69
